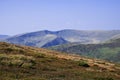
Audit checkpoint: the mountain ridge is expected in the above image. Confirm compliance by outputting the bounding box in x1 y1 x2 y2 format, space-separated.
4 29 120 48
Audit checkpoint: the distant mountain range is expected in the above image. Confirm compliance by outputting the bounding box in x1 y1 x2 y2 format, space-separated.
0 35 9 40
4 30 69 47
3 29 120 47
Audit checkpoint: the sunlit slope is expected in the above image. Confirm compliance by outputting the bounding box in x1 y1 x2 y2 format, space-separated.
0 42 120 80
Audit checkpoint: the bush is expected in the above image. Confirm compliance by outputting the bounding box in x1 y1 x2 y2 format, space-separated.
5 48 14 52
78 61 90 67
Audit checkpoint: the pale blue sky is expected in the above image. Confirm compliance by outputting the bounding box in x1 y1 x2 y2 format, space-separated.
0 0 120 35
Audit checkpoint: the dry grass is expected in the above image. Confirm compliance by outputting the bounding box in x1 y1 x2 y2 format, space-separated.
0 54 35 68
0 42 120 80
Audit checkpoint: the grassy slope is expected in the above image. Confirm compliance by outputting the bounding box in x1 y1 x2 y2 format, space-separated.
49 39 120 63
0 42 120 80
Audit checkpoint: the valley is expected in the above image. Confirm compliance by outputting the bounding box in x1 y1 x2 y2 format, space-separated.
50 38 120 63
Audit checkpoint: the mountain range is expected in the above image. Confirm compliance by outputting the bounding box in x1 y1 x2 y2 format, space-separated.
3 29 120 47
0 35 9 40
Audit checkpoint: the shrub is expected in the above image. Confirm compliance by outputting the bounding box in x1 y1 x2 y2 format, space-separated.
78 61 90 67
5 48 14 52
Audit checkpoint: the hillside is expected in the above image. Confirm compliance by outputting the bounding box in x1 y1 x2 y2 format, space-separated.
42 37 68 48
0 42 120 80
4 30 120 48
49 38 120 63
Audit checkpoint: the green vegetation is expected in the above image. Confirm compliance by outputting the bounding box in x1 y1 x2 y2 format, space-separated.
50 39 120 63
78 60 90 67
0 42 120 80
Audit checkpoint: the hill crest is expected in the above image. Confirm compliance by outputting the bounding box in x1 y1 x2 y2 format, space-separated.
4 29 120 48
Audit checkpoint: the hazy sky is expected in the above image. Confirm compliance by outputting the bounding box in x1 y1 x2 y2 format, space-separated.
0 0 120 35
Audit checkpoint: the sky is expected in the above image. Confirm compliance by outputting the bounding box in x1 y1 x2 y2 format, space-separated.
0 0 120 35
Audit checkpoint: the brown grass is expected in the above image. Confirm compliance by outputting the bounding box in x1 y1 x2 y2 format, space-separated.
0 42 120 80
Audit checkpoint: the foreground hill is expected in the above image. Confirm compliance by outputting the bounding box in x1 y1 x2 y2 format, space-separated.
4 30 120 47
50 38 120 63
0 42 120 80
